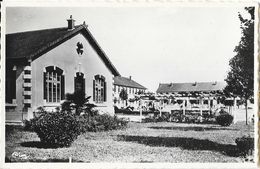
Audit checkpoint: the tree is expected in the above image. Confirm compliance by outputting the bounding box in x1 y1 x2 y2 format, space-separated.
61 90 96 116
224 7 254 125
119 89 128 107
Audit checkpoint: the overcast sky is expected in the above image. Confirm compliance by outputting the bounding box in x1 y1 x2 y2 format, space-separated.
6 6 247 92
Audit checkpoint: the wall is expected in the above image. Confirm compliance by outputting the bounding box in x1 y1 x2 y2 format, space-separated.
15 65 25 113
31 32 114 115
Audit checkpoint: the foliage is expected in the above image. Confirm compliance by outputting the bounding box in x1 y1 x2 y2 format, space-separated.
33 110 81 147
119 89 128 107
61 91 96 116
224 7 254 124
23 119 36 132
216 112 233 126
119 89 128 101
26 90 128 147
77 113 128 132
235 135 254 157
94 114 128 131
23 107 48 132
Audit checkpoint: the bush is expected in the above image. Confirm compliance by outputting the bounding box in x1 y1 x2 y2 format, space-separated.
93 114 128 131
235 136 254 156
23 119 35 132
142 117 156 123
155 112 171 122
216 112 233 126
77 114 128 132
24 107 49 132
33 111 81 147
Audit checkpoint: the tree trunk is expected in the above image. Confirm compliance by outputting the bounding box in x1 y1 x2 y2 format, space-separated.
245 100 248 125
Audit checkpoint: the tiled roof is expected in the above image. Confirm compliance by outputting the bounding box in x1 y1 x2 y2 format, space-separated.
156 82 225 93
114 76 146 89
6 24 120 76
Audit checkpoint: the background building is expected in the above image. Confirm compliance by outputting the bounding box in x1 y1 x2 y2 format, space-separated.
156 81 229 114
113 76 146 108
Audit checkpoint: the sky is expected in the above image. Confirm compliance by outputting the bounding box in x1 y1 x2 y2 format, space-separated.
6 6 247 92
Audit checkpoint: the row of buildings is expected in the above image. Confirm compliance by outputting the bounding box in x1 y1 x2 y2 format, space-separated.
5 16 234 123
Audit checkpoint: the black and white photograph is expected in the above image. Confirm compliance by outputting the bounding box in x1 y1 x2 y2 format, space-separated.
1 1 258 167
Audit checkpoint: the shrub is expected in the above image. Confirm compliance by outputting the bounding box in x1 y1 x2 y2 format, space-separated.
23 119 35 132
216 112 233 126
142 117 156 123
155 112 171 122
235 136 254 156
33 111 81 147
23 107 48 132
77 114 128 132
94 114 128 131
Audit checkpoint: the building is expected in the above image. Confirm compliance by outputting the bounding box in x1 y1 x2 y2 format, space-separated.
156 81 230 114
5 16 120 122
113 76 146 108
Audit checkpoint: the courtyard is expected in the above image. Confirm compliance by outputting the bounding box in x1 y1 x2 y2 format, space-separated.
6 121 254 163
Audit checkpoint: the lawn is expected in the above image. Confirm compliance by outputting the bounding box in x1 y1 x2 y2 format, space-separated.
5 121 254 163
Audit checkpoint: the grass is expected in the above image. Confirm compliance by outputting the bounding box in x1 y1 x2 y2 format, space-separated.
5 121 254 162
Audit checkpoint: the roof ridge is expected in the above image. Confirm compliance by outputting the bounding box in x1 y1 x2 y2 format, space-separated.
114 76 146 89
6 24 120 76
6 25 83 36
27 25 84 60
161 81 225 84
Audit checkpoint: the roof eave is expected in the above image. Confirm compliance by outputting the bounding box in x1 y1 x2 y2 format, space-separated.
7 25 121 77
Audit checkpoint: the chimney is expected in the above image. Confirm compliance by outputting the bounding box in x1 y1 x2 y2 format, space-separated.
67 15 75 30
129 76 132 80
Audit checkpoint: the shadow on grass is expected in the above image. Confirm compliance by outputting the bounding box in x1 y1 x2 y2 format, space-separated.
117 135 239 157
20 141 60 149
149 126 238 131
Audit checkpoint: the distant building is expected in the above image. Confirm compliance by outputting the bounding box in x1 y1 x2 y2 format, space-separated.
157 81 225 94
5 16 120 123
156 81 230 113
113 76 146 107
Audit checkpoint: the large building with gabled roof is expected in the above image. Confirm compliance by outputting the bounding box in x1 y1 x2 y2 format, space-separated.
156 81 225 94
156 81 228 114
6 16 120 122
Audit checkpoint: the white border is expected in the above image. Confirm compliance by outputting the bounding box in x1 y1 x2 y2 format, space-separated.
1 1 259 169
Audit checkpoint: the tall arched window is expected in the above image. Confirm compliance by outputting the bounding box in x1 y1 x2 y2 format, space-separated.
93 75 106 103
44 66 64 103
75 72 85 93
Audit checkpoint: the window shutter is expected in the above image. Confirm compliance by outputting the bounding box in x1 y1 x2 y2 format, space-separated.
93 80 95 101
43 72 47 99
104 81 107 102
61 75 65 100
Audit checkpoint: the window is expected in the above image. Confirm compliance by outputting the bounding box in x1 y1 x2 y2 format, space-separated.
75 72 85 93
6 65 16 103
44 66 64 103
93 75 106 103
